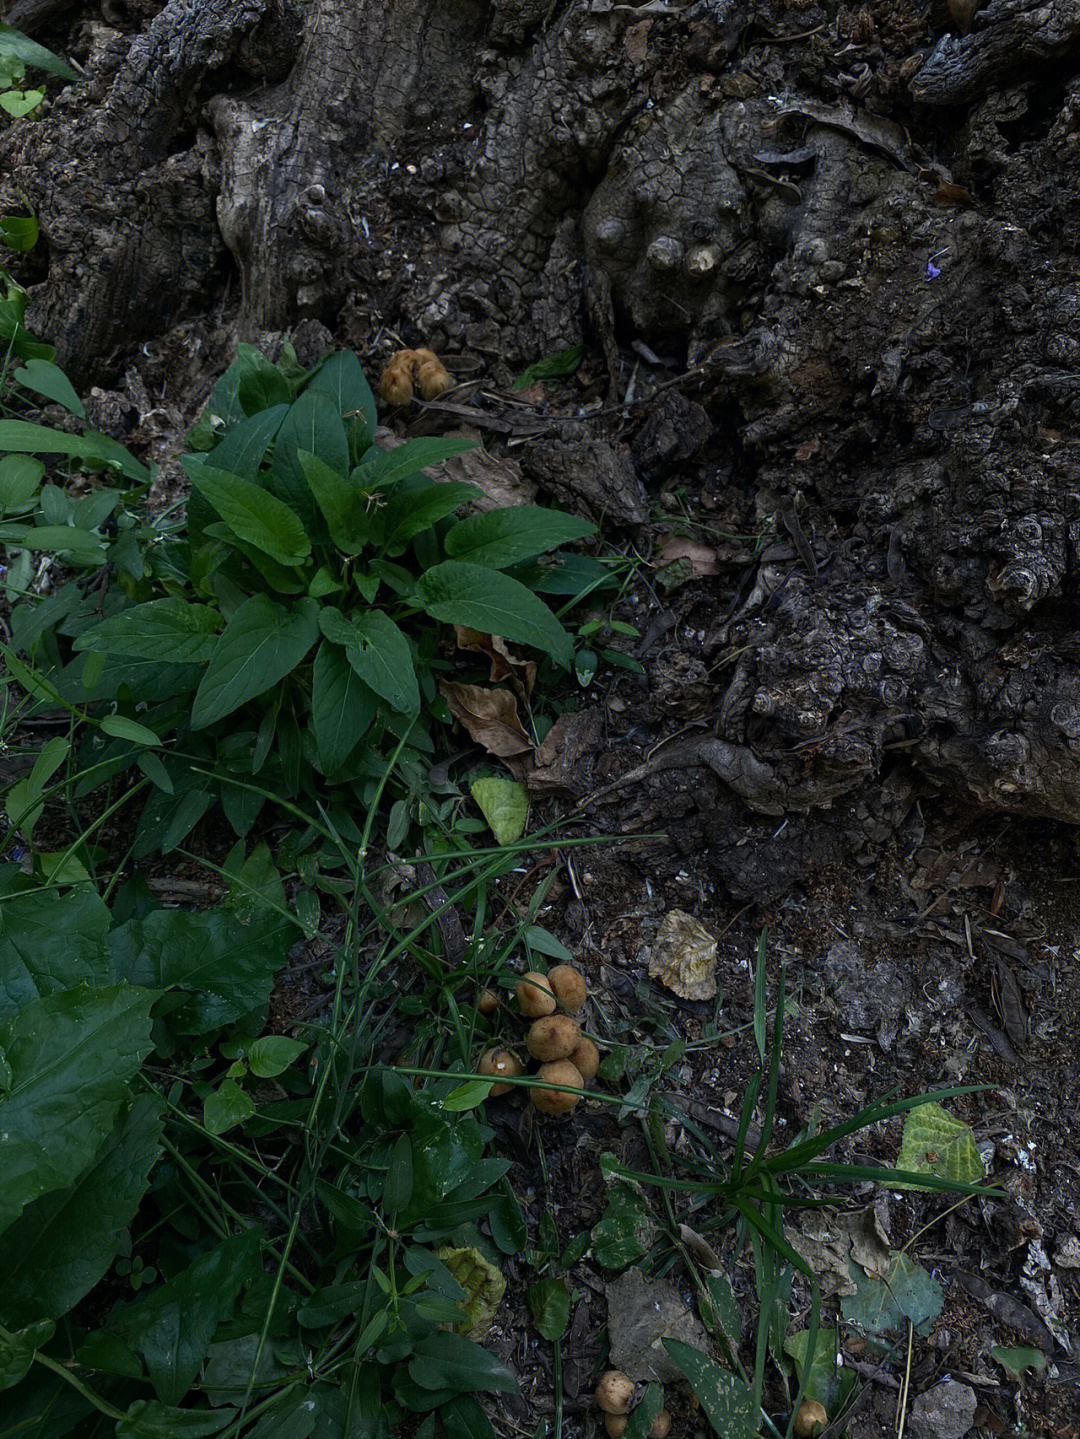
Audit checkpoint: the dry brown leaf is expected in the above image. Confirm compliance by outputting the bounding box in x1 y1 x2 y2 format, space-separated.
454 626 536 701
648 910 718 1000
656 535 720 577
624 18 652 64
434 443 537 511
440 681 534 780
527 710 602 795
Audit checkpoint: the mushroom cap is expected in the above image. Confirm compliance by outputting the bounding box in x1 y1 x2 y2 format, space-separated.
548 963 587 1012
477 988 499 1016
527 1014 581 1062
516 970 557 1018
568 1036 600 1081
604 1417 628 1439
793 1400 828 1437
595 1371 635 1415
649 1412 672 1439
477 1047 522 1098
531 1059 584 1115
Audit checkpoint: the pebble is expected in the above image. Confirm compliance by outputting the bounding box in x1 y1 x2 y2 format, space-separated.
907 1381 977 1439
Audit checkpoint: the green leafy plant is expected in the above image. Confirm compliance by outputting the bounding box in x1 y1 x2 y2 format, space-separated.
1 342 610 860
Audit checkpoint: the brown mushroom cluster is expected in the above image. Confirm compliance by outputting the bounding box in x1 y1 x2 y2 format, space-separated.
595 1372 671 1439
476 961 598 1116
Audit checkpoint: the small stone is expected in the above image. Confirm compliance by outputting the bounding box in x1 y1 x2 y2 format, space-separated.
907 1380 977 1439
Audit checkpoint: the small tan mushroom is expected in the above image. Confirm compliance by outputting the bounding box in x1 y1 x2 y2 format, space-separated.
516 970 556 1018
531 1059 584 1115
477 1048 523 1098
650 1412 672 1439
527 1014 581 1062
604 1417 628 1439
548 963 587 1012
595 1371 635 1415
477 988 499 1017
793 1400 828 1438
568 1036 600 1081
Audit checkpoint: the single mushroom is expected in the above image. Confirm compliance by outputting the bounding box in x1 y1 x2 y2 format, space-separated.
516 970 557 1018
477 1047 523 1097
646 236 683 272
477 988 499 1017
596 1372 636 1415
604 1418 628 1439
793 1400 828 1438
527 1014 581 1062
650 1412 672 1439
531 1059 584 1115
548 963 587 1012
568 1036 600 1081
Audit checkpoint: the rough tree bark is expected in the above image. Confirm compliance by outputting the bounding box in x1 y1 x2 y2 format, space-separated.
5 0 1080 888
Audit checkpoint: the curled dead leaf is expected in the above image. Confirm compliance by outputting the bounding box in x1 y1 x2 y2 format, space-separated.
648 910 718 1000
655 534 719 577
455 626 536 701
440 681 534 780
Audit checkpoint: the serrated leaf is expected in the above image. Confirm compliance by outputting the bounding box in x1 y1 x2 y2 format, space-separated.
0 1093 163 1326
527 1276 570 1341
894 1102 985 1189
310 640 377 773
191 595 319 728
445 507 595 569
0 984 156 1235
74 597 221 663
415 561 573 667
840 1251 943 1336
112 1229 261 1404
318 606 419 714
470 777 529 844
663 1340 759 1439
187 463 311 565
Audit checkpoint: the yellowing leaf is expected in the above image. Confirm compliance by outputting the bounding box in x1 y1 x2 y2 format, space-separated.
648 910 717 1000
470 778 529 845
895 1102 985 1189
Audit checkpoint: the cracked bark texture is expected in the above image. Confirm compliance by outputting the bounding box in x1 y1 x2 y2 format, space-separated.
6 0 1080 859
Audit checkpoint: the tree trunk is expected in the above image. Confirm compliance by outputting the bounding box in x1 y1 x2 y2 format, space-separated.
6 0 1080 874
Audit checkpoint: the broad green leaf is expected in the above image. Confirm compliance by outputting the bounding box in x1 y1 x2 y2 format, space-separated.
1 90 46 118
663 1340 759 1439
188 463 311 565
0 453 44 514
894 1102 985 1188
12 359 85 418
514 344 587 389
191 595 319 728
0 1093 163 1327
100 715 162 746
201 404 288 481
353 436 476 491
374 478 480 556
113 1229 261 1404
315 1180 374 1235
0 522 105 566
307 348 377 443
108 902 293 1035
247 1036 307 1078
242 1388 319 1439
408 1331 519 1395
4 734 69 839
310 640 377 773
204 1078 255 1135
0 984 156 1235
784 1327 843 1410
511 552 619 595
523 926 575 961
0 23 78 81
297 1282 370 1329
0 1319 55 1391
270 389 348 530
298 449 371 553
445 507 595 569
470 777 528 844
441 1395 497 1439
415 561 573 667
117 1401 235 1437
591 1184 655 1268
527 1276 570 1341
991 1345 1047 1378
0 213 39 251
0 882 113 1020
73 597 221 663
318 606 419 715
700 1271 741 1350
624 1384 664 1439
235 343 293 414
840 1252 943 1336
0 420 148 482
